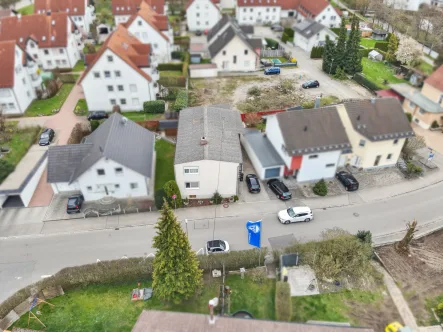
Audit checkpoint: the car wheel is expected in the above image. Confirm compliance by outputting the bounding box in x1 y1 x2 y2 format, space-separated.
304 218 311 222
285 220 290 224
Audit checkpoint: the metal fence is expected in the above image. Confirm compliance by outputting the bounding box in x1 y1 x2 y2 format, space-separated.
260 48 286 57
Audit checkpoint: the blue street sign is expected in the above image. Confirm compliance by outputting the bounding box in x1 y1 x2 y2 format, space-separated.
246 220 261 248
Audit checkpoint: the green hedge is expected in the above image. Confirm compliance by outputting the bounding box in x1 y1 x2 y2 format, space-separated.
375 42 388 52
275 282 291 321
159 88 181 101
0 160 15 184
171 51 185 60
310 46 324 59
158 76 186 87
283 28 294 38
182 52 190 78
359 48 374 58
173 90 188 111
158 63 183 71
353 73 380 92
143 100 165 113
264 38 278 49
281 32 289 44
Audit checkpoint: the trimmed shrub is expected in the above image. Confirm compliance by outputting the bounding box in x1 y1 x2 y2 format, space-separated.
247 86 261 97
281 32 289 43
171 51 185 60
431 120 440 129
158 63 183 71
210 191 223 204
143 100 166 114
158 76 186 87
310 46 324 59
353 73 380 92
283 27 294 38
90 119 102 132
173 90 188 112
0 159 15 184
356 230 372 244
264 38 278 49
163 180 183 208
313 179 328 196
333 67 347 80
155 188 167 210
160 88 181 101
275 281 291 321
406 112 412 123
374 42 389 52
250 268 267 284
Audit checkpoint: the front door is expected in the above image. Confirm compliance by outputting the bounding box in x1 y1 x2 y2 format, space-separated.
351 155 360 167
222 61 229 70
374 155 381 167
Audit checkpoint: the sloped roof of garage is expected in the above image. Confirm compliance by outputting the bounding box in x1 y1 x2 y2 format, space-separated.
243 129 284 168
47 144 93 183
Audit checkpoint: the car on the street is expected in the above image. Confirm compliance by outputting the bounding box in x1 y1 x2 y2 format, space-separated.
195 30 202 36
66 194 84 214
264 67 280 75
206 240 230 254
38 128 55 146
87 111 109 121
302 80 320 89
335 171 359 191
277 206 313 224
267 178 292 200
271 24 284 31
246 174 261 193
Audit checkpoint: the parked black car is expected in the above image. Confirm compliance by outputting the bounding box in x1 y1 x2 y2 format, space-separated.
267 179 292 200
87 111 109 121
195 30 202 36
67 194 84 214
38 128 55 146
271 24 284 31
246 174 261 193
336 171 359 191
302 80 320 89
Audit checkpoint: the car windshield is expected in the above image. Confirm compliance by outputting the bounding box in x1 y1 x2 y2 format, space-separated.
219 241 226 250
282 192 291 197
67 198 77 205
287 208 296 217
41 133 49 138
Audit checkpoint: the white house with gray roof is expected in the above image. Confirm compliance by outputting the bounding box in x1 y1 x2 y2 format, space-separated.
292 19 337 53
47 113 156 201
174 105 243 199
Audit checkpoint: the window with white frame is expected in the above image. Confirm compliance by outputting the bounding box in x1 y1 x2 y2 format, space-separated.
110 99 116 105
62 60 67 65
44 49 49 55
115 184 120 189
104 71 111 78
56 60 61 66
107 55 113 62
47 60 52 66
8 103 15 110
97 169 105 176
117 85 124 91
325 163 335 167
197 13 200 17
184 166 199 174
130 183 138 189
185 182 199 189
107 85 114 92
115 70 121 77
132 98 139 106
59 49 64 54
120 99 126 105
115 167 123 175
26 91 31 97
130 84 137 92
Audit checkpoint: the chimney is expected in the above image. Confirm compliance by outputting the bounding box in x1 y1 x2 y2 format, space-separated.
314 96 321 109
17 13 22 20
370 97 376 104
200 136 208 145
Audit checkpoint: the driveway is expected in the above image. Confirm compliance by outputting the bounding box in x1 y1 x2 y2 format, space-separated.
412 124 443 155
239 151 270 202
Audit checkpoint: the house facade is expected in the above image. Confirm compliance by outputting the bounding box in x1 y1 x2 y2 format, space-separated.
292 19 337 52
390 66 443 130
112 0 167 25
124 1 173 63
336 99 415 169
174 105 243 199
79 25 159 112
236 0 281 25
0 41 42 115
0 12 82 70
186 0 221 32
47 113 156 201
384 0 431 11
34 0 95 33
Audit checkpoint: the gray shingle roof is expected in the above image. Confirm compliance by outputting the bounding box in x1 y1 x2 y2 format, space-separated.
175 105 243 164
275 107 352 156
343 98 415 142
47 113 155 184
243 130 284 168
47 144 93 183
390 83 443 114
207 14 230 42
240 25 254 34
292 19 333 39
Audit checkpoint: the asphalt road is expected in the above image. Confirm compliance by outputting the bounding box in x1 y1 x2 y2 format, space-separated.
1 180 443 303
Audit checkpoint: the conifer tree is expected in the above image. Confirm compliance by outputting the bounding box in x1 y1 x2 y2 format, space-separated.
334 19 348 71
344 15 363 75
322 35 336 74
385 33 399 63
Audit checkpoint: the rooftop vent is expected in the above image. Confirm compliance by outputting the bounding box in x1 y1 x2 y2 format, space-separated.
200 136 208 145
370 97 376 104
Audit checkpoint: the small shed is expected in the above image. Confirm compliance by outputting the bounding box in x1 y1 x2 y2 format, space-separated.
372 29 388 40
368 50 383 61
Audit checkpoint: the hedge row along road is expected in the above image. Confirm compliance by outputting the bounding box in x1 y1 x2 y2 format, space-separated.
1 180 443 303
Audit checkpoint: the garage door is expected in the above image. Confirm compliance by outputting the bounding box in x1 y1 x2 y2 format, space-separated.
264 167 281 179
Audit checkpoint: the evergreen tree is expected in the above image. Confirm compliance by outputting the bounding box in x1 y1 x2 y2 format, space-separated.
385 34 399 63
334 19 348 71
344 15 363 75
322 35 336 74
152 200 202 303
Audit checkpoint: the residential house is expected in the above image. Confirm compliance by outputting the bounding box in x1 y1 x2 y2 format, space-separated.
292 19 337 52
336 98 415 169
123 1 173 63
34 0 95 34
47 113 156 201
390 65 443 129
112 0 167 25
0 41 42 115
286 0 341 28
174 105 243 199
186 0 221 32
79 25 159 112
0 12 82 70
243 107 351 182
236 0 281 25
208 15 261 72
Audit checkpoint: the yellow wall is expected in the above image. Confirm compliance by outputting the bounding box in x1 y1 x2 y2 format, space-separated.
421 83 443 106
337 104 406 168
402 98 418 115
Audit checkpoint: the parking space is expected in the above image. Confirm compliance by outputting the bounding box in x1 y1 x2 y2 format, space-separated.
238 150 270 202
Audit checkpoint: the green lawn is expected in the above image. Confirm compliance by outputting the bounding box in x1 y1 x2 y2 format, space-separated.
72 60 85 72
360 38 377 48
155 139 175 191
74 99 88 116
25 84 75 117
416 60 434 75
17 4 34 15
160 71 183 77
262 56 287 63
362 58 406 89
122 112 162 122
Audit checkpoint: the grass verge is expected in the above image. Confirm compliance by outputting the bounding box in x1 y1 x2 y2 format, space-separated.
362 58 406 89
74 99 88 116
155 139 175 191
160 71 183 77
72 60 85 72
122 112 162 122
25 84 74 117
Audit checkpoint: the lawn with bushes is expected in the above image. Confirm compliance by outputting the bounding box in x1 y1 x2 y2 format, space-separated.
74 99 88 116
360 38 378 48
17 4 34 14
362 58 406 89
72 60 85 72
122 112 162 122
25 84 75 117
160 71 183 77
155 139 175 191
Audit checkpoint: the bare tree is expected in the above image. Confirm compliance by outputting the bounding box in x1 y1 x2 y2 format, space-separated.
396 219 418 253
356 0 371 16
402 135 426 160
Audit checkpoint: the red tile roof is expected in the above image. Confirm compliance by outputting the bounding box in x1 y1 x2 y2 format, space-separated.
424 65 443 92
0 9 15 19
0 40 16 88
123 1 169 41
79 24 152 84
297 0 331 17
0 12 69 48
34 0 86 16
237 0 281 7
185 0 220 10
237 0 338 17
112 0 165 15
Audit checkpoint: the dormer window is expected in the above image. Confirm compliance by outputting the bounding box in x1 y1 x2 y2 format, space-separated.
107 55 114 62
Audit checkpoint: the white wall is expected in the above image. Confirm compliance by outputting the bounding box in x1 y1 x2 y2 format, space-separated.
187 0 221 32
51 182 81 193
212 35 258 72
294 29 336 53
20 158 48 207
297 150 341 182
127 16 172 62
236 5 280 25
220 0 236 8
175 160 240 198
190 67 218 78
264 115 292 167
314 5 341 28
114 14 131 25
81 49 156 112
76 158 150 201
